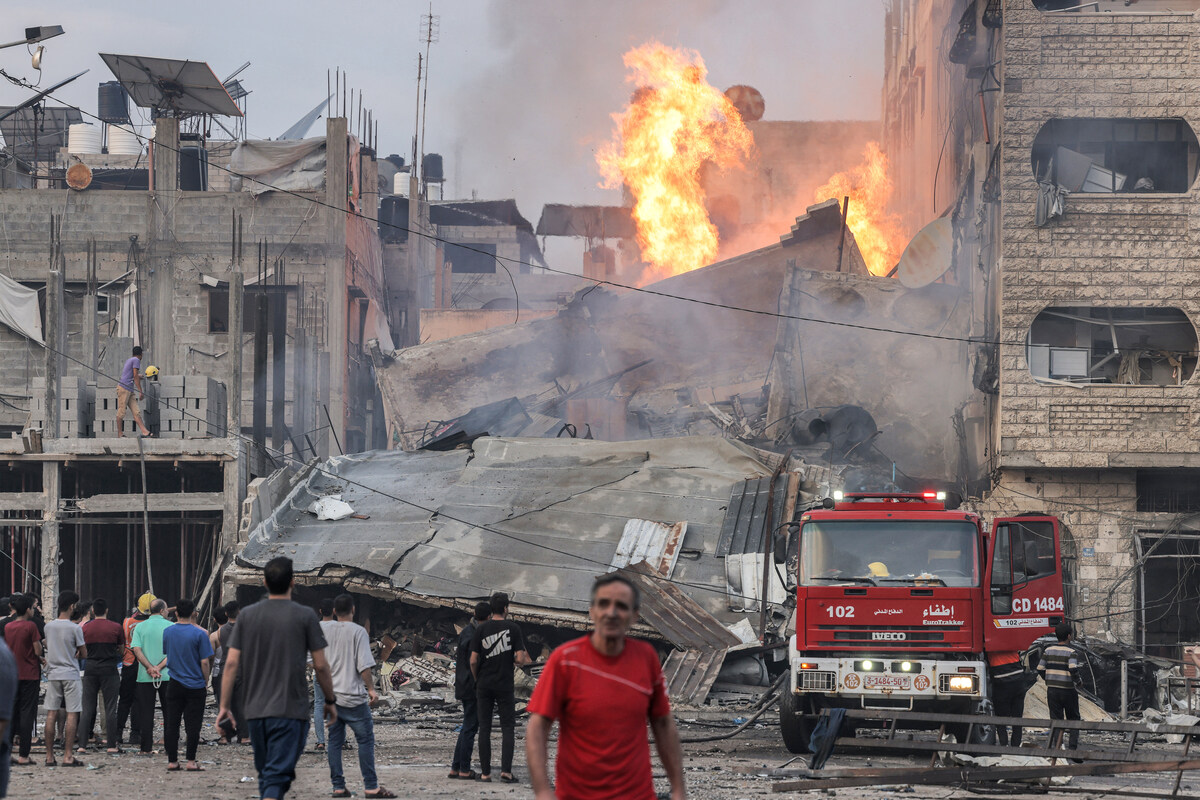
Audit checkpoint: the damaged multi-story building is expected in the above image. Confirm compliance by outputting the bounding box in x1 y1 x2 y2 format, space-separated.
0 56 388 615
883 0 1200 655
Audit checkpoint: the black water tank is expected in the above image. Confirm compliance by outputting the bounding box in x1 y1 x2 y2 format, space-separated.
98 82 130 123
385 154 405 170
179 146 209 191
422 153 443 182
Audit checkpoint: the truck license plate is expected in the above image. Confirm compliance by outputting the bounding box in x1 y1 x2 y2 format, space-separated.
863 674 911 690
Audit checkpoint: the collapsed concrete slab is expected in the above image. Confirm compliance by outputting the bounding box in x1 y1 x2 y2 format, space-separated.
234 435 777 630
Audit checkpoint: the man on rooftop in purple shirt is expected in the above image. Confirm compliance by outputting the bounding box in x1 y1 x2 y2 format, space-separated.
117 346 152 438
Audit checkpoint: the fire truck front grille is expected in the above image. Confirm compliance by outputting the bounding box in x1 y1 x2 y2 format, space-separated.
798 670 837 691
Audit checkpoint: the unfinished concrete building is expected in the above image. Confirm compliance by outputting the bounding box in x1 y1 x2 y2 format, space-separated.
884 0 1200 655
0 94 385 614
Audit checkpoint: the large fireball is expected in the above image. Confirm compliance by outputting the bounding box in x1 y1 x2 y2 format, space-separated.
598 43 753 285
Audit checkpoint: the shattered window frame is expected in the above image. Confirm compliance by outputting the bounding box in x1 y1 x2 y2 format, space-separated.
1026 306 1199 387
1031 118 1200 194
1135 528 1200 658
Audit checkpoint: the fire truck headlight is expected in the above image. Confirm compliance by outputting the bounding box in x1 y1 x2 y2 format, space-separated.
891 661 919 673
946 675 977 692
833 491 844 501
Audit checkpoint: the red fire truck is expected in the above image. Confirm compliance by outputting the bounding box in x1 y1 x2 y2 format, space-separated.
781 491 1067 752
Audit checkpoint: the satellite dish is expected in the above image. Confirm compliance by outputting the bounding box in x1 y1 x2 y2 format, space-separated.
0 69 88 123
896 216 953 288
66 162 91 191
724 85 765 121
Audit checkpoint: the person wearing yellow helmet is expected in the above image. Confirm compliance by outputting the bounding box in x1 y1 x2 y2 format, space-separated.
144 365 159 380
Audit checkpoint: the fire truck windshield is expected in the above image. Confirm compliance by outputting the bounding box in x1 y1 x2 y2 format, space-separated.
799 520 980 588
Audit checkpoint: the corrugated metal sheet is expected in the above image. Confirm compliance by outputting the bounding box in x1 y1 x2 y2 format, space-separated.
661 647 727 706
240 436 774 625
616 562 742 650
716 474 790 557
610 519 687 577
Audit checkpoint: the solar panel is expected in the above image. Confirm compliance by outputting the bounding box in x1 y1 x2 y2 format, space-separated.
0 106 82 161
99 53 243 117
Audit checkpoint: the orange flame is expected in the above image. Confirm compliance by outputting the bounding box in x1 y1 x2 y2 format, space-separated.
813 142 907 277
598 43 753 285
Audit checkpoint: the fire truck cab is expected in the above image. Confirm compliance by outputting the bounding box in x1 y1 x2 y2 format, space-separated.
781 492 1065 753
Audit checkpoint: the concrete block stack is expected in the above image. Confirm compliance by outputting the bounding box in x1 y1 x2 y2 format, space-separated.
93 383 140 438
29 377 94 438
154 376 227 439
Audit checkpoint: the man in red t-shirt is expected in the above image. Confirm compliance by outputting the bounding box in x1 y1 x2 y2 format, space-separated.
5 595 42 765
527 574 685 800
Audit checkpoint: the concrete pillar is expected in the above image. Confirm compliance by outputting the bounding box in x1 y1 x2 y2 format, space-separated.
40 462 60 612
221 442 242 560
44 270 64 439
151 117 179 374
227 273 243 439
324 117 349 460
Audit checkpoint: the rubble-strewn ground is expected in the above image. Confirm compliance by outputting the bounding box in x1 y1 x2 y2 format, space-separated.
7 705 1195 799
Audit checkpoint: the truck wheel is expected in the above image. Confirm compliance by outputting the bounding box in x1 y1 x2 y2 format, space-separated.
948 719 997 746
780 690 816 754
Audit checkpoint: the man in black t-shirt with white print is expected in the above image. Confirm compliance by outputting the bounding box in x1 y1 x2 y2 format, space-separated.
470 592 530 784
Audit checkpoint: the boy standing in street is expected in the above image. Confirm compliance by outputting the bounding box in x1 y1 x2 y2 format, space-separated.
79 599 124 754
470 592 530 784
323 594 393 798
1039 622 1081 752
449 601 490 780
44 591 86 767
161 598 213 772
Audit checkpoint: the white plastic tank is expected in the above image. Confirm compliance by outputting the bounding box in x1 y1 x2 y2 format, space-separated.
67 123 101 155
392 169 411 197
106 124 142 156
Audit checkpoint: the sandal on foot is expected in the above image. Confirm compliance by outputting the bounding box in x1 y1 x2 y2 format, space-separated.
477 774 492 782
185 764 205 772
330 790 354 798
499 773 519 784
315 742 326 752
167 764 181 772
365 790 397 799
60 760 85 767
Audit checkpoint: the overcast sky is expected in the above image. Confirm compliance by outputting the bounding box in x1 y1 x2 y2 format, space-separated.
4 1 884 223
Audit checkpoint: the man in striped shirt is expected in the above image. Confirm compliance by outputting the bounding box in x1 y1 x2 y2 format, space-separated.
1038 622 1080 751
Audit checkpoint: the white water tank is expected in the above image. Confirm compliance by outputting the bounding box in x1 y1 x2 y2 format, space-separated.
106 124 142 156
392 169 411 197
67 123 101 155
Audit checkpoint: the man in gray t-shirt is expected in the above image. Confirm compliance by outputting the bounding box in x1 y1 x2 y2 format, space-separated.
323 593 393 797
219 558 335 800
43 591 86 766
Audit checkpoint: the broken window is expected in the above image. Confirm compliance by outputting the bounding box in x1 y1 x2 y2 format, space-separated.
207 287 289 334
1028 307 1198 386
447 242 497 274
1137 470 1200 513
1031 119 1199 193
1035 0 1200 12
1137 529 1200 657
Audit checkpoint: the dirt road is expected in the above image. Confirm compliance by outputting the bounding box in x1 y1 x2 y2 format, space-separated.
7 707 1192 799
